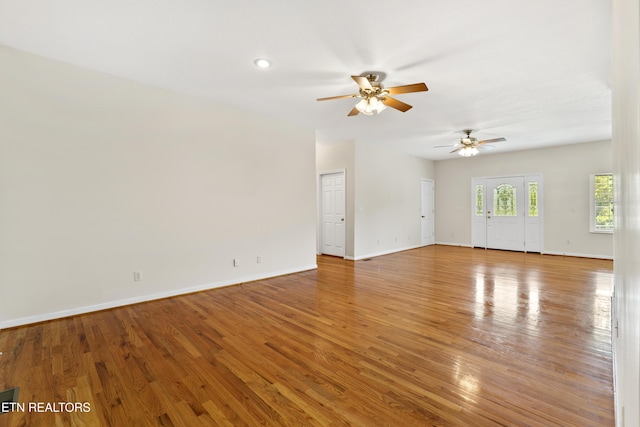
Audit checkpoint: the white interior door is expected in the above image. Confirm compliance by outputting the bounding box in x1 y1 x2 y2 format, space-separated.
486 177 525 251
320 172 345 257
421 179 435 246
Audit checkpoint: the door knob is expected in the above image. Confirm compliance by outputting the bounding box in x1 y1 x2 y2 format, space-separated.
341 218 344 221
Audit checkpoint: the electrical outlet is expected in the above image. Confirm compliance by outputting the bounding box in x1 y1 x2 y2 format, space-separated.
133 272 142 282
233 259 240 267
257 256 262 263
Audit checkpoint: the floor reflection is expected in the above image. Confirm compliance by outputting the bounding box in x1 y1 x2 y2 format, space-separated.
471 258 613 342
452 355 480 399
593 271 613 332
473 265 527 325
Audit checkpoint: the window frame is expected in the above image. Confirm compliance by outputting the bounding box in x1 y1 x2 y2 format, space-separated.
589 173 614 234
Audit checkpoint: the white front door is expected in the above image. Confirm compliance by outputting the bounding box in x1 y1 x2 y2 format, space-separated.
320 172 345 257
486 177 525 251
421 179 435 246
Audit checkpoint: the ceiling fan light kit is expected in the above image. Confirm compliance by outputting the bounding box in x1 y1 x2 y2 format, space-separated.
317 73 428 116
459 146 480 157
355 96 386 115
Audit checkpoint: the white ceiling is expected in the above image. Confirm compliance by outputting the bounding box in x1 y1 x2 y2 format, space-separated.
0 0 612 160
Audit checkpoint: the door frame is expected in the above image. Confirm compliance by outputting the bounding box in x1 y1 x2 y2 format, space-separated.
318 169 347 258
471 173 543 252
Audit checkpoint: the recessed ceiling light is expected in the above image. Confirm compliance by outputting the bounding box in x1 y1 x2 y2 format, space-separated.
253 58 272 68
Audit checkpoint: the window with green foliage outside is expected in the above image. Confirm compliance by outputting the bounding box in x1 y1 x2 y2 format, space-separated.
593 174 613 231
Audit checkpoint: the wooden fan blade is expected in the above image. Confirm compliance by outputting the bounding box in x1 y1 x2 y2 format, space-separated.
386 82 428 95
317 94 359 101
352 75 373 91
450 146 464 154
477 137 506 145
347 106 360 116
382 96 412 112
434 144 456 148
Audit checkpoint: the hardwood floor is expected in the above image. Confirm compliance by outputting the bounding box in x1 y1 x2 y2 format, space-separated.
0 246 614 426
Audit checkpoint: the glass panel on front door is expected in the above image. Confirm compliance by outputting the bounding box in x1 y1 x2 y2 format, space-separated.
494 184 517 216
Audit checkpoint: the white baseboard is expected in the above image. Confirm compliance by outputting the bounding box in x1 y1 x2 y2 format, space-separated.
434 243 612 260
0 264 318 329
542 250 613 260
434 244 613 260
435 241 474 248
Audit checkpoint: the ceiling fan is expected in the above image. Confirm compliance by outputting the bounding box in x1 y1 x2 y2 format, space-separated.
435 129 507 157
317 74 428 116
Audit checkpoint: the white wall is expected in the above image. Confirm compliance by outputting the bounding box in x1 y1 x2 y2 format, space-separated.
353 141 435 259
612 0 640 425
0 46 317 328
316 139 356 258
316 140 434 260
435 140 613 258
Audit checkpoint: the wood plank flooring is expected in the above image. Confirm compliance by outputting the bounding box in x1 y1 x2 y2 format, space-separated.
0 246 614 426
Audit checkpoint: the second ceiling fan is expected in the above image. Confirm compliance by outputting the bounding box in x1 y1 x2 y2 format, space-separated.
435 130 507 157
317 74 428 116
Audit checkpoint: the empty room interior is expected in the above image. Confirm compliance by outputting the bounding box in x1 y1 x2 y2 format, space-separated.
1 1 639 426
